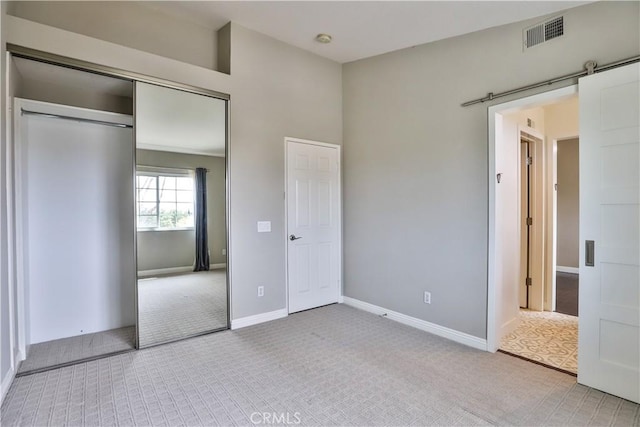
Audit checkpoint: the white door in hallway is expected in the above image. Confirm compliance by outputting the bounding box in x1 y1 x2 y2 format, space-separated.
578 62 639 403
286 138 341 313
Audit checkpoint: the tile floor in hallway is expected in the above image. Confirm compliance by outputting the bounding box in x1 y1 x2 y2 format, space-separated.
500 309 578 374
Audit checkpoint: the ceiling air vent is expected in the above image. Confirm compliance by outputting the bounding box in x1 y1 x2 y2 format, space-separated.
524 16 564 49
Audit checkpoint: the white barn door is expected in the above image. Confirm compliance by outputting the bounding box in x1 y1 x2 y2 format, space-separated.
286 139 340 313
578 63 639 403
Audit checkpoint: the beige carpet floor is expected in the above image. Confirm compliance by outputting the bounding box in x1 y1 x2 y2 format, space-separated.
138 270 228 347
17 327 135 374
500 309 578 374
2 304 638 426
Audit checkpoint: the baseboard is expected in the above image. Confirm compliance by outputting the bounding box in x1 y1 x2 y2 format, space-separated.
556 266 579 274
342 297 487 351
138 264 227 277
338 295 344 303
500 315 520 338
138 266 193 277
231 308 288 330
1 365 16 405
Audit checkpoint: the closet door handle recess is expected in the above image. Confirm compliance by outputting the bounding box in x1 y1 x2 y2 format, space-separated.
585 240 595 267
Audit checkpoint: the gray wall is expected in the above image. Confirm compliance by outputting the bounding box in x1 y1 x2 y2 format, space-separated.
228 23 342 319
342 1 639 338
18 77 132 115
136 150 227 271
137 229 195 272
217 23 231 75
7 1 219 71
557 138 579 268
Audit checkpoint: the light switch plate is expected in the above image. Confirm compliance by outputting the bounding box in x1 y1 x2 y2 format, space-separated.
257 221 271 233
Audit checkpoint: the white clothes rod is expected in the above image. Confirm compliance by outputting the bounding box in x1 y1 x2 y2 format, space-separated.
21 108 133 129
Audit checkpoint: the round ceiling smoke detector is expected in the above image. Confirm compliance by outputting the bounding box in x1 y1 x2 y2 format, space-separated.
315 34 332 44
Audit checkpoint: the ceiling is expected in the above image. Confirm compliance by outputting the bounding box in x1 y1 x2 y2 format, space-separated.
136 82 227 157
146 1 591 64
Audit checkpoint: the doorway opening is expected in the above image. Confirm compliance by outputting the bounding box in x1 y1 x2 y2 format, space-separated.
488 86 580 374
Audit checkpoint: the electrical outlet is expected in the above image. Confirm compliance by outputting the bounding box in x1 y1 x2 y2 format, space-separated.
423 291 431 304
257 286 264 297
222 248 226 256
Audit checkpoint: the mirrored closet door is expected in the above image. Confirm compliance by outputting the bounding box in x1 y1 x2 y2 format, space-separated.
135 82 228 347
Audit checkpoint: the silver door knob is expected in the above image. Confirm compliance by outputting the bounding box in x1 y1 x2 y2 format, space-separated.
289 234 302 241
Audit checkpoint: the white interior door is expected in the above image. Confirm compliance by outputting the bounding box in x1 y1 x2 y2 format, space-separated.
286 139 340 313
578 63 639 403
518 131 545 310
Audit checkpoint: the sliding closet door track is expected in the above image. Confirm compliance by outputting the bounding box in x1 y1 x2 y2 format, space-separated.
15 348 137 377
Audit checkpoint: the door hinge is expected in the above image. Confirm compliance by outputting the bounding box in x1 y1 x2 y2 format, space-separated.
526 277 532 286
526 156 533 166
526 217 533 226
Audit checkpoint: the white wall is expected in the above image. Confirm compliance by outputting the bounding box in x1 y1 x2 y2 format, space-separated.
343 1 639 338
493 112 521 340
20 101 136 343
228 24 342 320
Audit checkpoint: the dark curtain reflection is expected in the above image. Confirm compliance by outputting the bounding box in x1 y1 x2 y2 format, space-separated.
194 167 210 271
